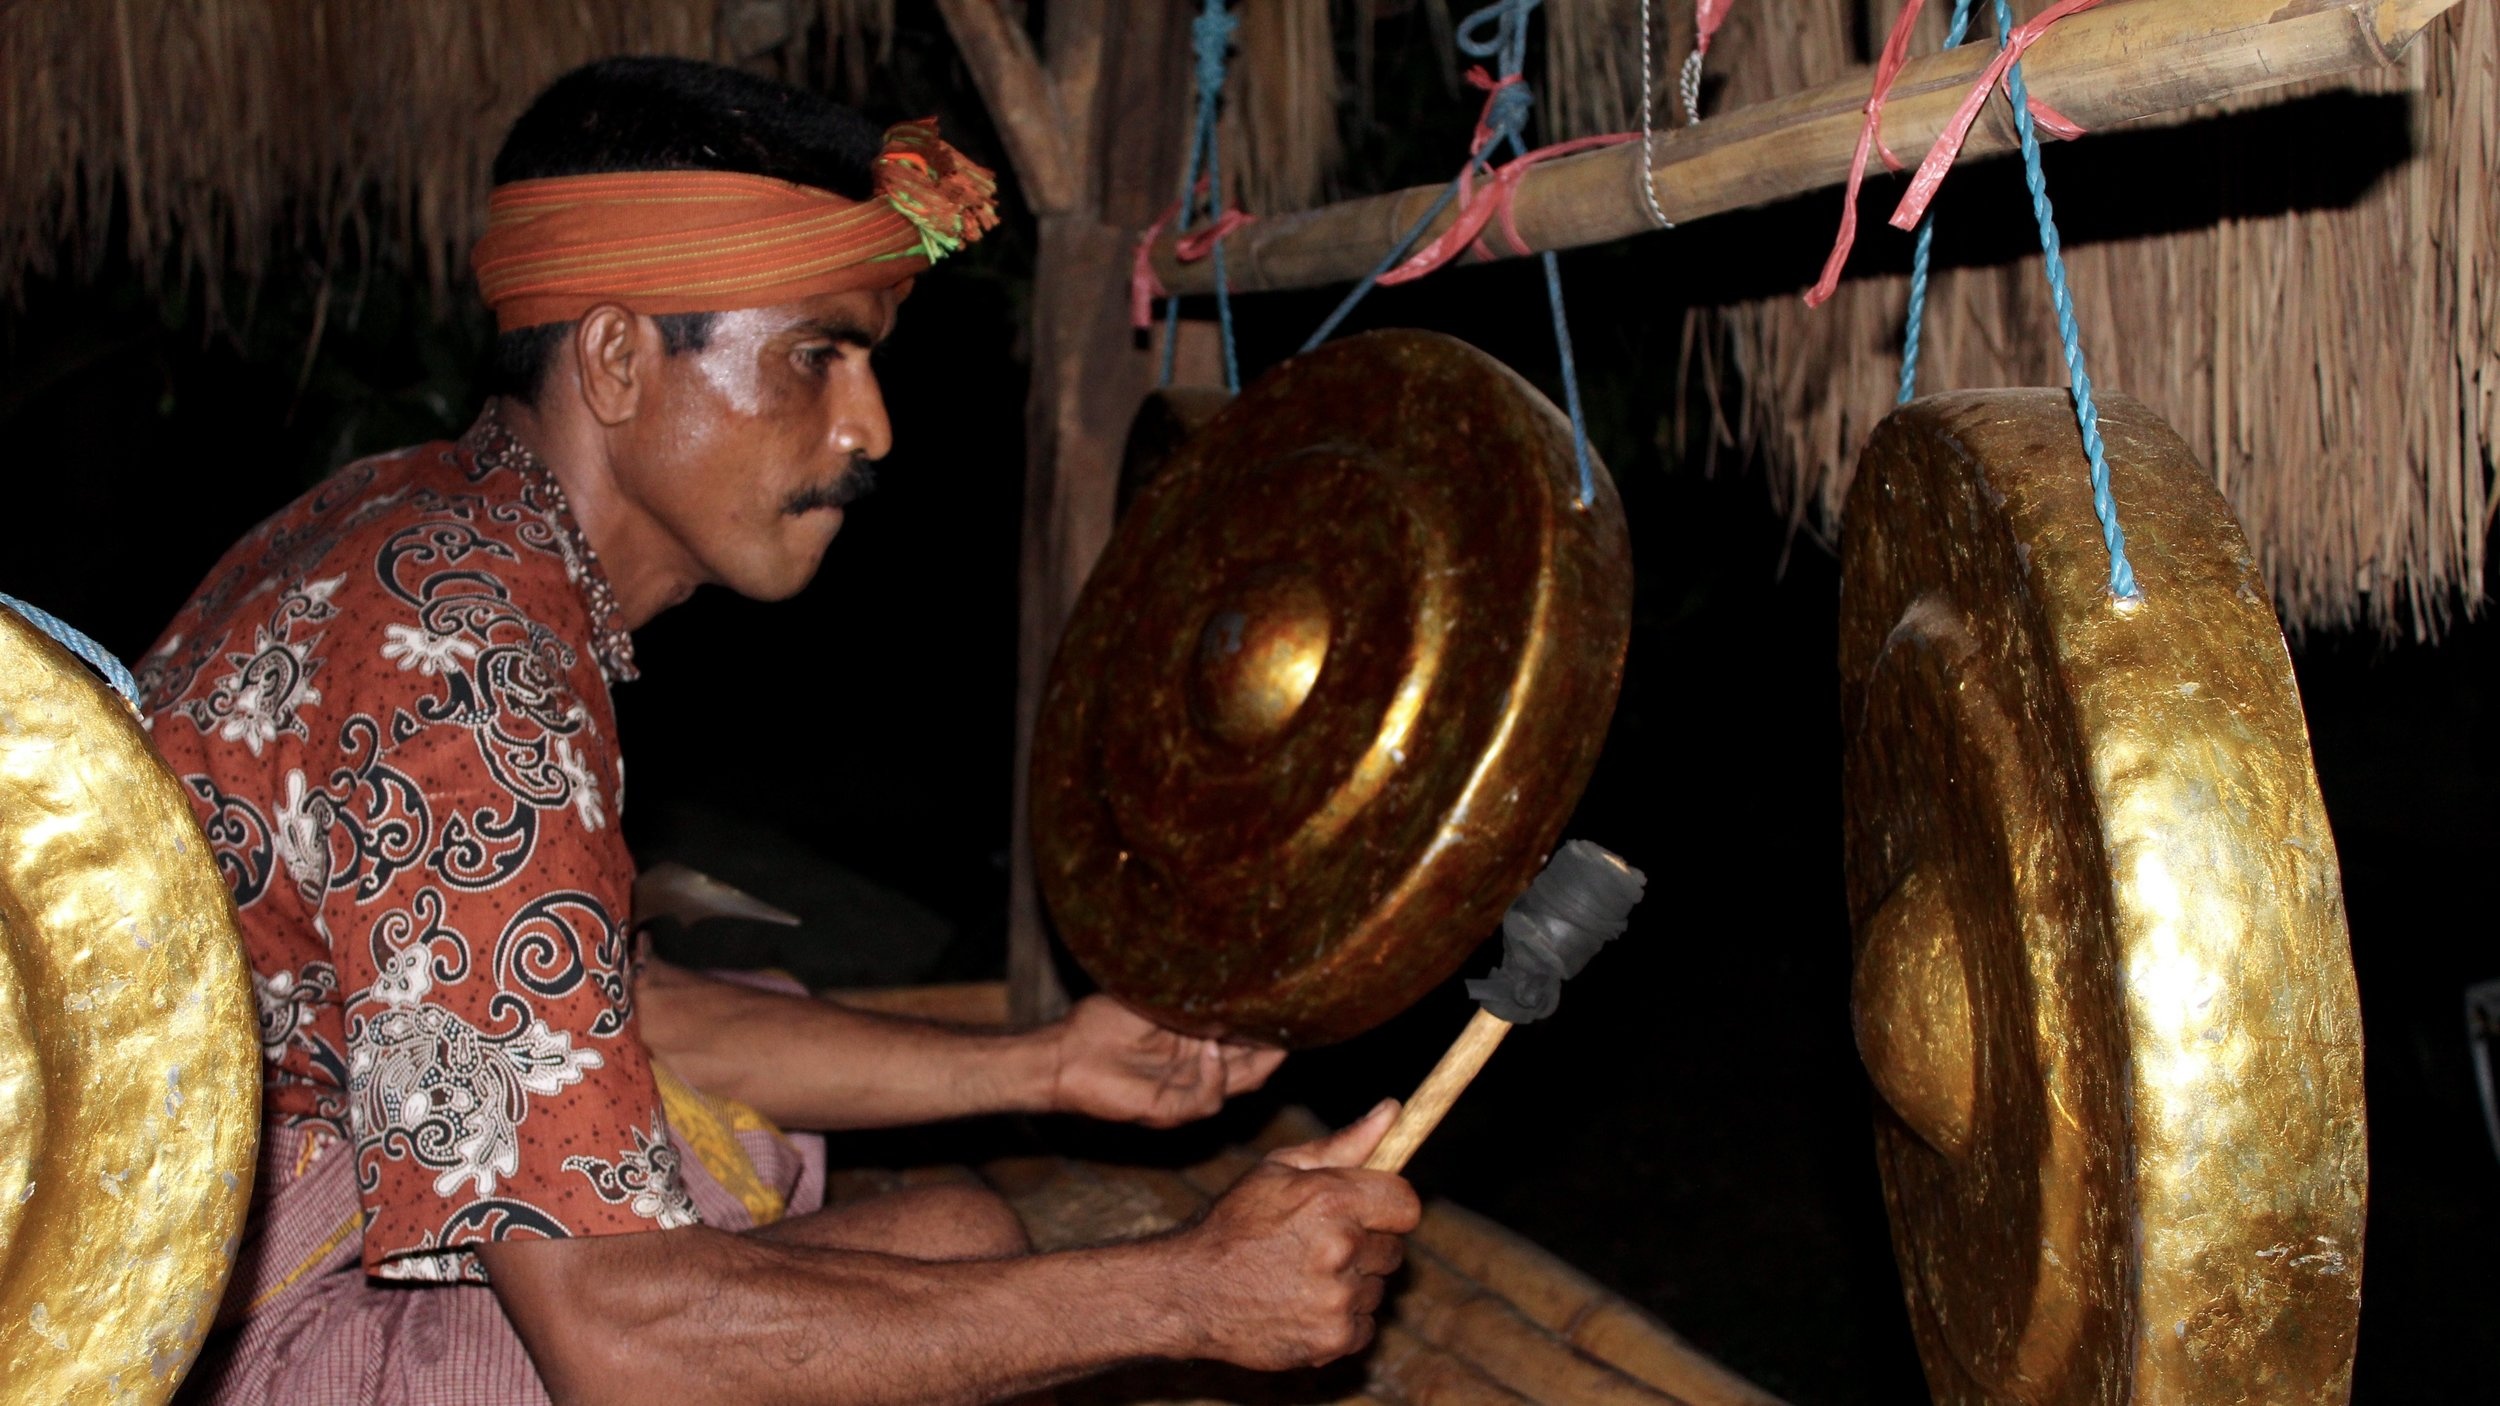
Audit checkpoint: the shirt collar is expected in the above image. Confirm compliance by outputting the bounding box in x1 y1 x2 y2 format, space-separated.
458 403 640 685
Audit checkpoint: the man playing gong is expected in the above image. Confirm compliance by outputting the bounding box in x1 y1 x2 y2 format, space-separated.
138 57 1416 1405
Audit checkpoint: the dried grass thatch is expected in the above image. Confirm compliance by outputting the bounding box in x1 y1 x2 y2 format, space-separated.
1540 0 1645 141
1668 1 2498 638
0 0 895 319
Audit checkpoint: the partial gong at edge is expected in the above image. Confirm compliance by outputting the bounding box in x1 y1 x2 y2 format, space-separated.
1032 330 1633 1047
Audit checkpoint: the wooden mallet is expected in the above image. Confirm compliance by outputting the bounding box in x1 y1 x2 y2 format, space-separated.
1365 840 1649 1173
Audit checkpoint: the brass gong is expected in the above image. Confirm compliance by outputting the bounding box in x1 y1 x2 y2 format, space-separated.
0 613 259 1400
1840 391 2367 1404
1033 329 1633 1047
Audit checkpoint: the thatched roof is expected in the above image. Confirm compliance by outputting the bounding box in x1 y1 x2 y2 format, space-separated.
3 0 2490 636
1668 0 2498 639
0 0 890 314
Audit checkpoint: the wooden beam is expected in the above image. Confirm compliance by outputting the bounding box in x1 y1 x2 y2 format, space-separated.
1153 0 2471 296
933 0 1081 214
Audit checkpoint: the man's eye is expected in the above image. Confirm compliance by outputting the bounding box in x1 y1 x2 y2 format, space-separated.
797 345 838 371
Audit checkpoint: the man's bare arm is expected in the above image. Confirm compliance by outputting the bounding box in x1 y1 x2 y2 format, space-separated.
479 1104 1418 1406
635 959 1282 1130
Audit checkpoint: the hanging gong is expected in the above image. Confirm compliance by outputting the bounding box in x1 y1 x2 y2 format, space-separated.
0 613 259 1400
1839 391 2366 1404
1032 329 1633 1048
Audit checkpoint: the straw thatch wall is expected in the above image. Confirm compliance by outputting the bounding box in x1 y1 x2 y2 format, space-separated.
0 0 889 317
1656 1 2498 638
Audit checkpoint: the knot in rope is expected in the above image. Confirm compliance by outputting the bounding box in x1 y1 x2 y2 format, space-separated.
1472 70 1536 153
1190 4 1239 111
1379 73 1633 284
1143 0 1244 392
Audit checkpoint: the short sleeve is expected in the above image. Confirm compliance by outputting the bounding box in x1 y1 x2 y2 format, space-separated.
315 600 692 1282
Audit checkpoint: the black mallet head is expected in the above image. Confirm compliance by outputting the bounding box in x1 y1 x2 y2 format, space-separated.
1464 840 1647 1024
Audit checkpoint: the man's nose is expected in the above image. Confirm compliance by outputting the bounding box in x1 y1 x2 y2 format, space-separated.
833 367 894 464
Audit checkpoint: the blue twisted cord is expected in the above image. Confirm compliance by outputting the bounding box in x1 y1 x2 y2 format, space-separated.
1898 0 1976 406
1159 0 1241 393
1303 0 1599 508
1300 59 1532 354
1 591 141 705
1991 0 2137 599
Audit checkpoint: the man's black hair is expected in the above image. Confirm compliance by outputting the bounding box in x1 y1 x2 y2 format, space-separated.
481 57 885 404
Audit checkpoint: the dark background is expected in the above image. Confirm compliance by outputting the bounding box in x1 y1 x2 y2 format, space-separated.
3 9 2492 1401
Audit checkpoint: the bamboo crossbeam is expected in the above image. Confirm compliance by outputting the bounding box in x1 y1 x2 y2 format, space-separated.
1151 0 2470 296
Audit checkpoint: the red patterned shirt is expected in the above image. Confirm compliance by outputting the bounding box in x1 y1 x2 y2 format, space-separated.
139 409 696 1283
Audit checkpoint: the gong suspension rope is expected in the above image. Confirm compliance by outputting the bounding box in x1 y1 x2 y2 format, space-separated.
0 591 141 704
1985 0 2137 601
1897 0 1978 408
1821 0 2138 602
1300 0 1602 510
1157 0 1244 395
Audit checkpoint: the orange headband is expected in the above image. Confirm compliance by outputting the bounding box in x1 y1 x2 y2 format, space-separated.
472 119 999 331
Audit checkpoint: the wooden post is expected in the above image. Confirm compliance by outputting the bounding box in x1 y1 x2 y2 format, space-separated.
937 0 1198 1025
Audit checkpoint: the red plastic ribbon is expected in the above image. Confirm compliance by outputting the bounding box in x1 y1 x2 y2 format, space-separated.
1130 202 1179 330
1695 0 1733 58
1804 0 1930 307
1375 132 1634 286
1128 188 1257 330
1176 209 1256 262
1888 0 2104 231
1805 0 2100 305
1375 69 1635 287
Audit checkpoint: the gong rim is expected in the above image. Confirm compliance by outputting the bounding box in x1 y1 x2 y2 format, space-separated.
1032 329 1633 1047
0 613 259 1400
1839 390 2367 1402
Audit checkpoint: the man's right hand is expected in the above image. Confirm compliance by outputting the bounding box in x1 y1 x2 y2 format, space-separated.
1175 1099 1422 1371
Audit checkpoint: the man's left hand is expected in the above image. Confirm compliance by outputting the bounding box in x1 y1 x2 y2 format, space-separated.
1048 995 1286 1127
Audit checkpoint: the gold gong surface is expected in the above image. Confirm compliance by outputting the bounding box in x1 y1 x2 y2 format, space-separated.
1033 330 1633 1047
0 612 259 1401
1840 392 2367 1404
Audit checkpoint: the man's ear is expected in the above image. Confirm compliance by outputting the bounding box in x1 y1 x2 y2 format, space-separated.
572 304 652 427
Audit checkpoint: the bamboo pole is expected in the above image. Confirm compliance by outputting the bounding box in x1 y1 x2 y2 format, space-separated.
1152 0 2473 296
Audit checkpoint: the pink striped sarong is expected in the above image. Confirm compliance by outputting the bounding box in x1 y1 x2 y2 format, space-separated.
179 1079 824 1404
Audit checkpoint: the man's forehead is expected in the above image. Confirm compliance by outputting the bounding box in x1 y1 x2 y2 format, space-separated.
740 284 910 343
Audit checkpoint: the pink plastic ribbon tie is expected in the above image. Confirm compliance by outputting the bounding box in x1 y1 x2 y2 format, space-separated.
1695 0 1733 58
1804 0 1928 307
1888 0 2104 231
1128 186 1257 331
1129 201 1180 330
1376 131 1634 287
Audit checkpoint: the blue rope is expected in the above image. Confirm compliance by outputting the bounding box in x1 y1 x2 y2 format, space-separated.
1160 0 1241 393
1299 174 1469 352
1 591 141 705
1897 0 1976 406
1991 0 2137 599
1302 0 1599 507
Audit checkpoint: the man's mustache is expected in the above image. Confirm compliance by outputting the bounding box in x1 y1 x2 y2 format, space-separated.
783 457 878 515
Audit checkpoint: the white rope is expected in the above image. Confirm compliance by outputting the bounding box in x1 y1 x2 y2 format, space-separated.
1636 0 1673 228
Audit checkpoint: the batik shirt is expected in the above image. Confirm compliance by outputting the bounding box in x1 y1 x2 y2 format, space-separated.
139 407 697 1283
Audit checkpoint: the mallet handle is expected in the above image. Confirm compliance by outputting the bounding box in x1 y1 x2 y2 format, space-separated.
1364 1007 1516 1173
